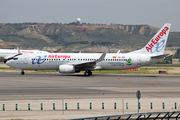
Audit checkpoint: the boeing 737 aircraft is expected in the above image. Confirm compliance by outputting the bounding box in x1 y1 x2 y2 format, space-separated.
6 23 171 76
0 49 49 63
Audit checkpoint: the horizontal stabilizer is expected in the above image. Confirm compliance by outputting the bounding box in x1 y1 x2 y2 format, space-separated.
151 54 170 59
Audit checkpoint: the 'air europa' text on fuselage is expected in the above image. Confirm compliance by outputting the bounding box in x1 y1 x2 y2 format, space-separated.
145 26 169 52
48 54 70 59
21 51 34 53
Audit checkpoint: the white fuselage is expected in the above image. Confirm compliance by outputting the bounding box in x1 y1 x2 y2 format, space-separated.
6 53 162 71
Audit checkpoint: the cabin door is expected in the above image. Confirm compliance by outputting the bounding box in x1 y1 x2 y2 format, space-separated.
23 56 28 64
137 56 141 65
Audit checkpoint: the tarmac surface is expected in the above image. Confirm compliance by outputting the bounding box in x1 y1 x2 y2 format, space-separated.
0 71 180 119
0 72 180 100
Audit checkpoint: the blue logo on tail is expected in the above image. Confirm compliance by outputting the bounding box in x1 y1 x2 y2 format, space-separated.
150 40 165 54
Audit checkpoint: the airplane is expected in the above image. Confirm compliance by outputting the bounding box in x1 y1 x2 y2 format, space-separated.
6 23 171 76
0 48 49 63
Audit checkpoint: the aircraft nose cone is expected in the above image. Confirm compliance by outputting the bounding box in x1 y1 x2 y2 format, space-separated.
6 60 12 66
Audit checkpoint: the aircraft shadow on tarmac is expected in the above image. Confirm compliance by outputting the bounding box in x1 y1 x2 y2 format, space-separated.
55 74 157 78
1 71 158 78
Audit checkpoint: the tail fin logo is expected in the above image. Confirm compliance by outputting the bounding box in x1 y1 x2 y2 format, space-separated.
146 26 169 52
150 40 165 54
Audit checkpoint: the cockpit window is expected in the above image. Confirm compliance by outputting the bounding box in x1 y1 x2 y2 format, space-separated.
13 58 18 60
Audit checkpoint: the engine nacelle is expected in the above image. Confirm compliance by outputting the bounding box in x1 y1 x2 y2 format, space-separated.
59 65 75 73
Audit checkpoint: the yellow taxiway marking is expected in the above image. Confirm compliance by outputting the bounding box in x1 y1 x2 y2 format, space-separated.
142 93 163 98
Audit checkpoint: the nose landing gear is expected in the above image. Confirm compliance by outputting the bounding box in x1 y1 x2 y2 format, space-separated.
21 71 25 75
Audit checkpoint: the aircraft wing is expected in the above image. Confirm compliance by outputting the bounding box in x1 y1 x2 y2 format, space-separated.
74 50 107 69
151 54 171 59
74 61 96 69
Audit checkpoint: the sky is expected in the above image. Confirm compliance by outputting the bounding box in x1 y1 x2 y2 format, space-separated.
0 0 180 31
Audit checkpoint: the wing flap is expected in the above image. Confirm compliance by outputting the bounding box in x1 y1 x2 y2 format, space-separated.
74 61 96 68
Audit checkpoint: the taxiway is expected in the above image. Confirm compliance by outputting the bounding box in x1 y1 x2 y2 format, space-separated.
0 72 180 100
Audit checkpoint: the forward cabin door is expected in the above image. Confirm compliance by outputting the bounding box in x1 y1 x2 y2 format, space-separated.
23 56 28 64
23 55 30 69
137 56 141 65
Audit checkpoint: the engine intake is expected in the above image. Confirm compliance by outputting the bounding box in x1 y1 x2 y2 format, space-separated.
59 65 75 73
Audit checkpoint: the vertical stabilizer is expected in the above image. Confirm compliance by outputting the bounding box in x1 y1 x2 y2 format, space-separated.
130 23 171 55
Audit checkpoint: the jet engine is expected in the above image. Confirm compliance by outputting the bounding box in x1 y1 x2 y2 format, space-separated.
59 65 75 73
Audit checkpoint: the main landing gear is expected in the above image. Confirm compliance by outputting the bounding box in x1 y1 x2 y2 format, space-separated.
21 71 25 75
84 70 92 76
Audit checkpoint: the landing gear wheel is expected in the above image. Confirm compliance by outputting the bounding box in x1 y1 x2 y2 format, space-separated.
84 70 92 76
84 72 89 76
88 71 92 75
21 71 25 75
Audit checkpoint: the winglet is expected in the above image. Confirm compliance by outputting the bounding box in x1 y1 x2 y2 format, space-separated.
117 50 121 53
99 50 107 60
95 50 107 63
17 47 22 55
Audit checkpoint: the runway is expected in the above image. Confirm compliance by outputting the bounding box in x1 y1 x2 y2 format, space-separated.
0 71 180 101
